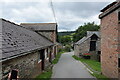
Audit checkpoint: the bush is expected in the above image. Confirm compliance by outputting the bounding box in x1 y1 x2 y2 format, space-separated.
58 48 64 53
64 45 71 52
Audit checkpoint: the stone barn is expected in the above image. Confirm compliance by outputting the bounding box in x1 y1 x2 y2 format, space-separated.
74 31 101 61
0 19 55 79
99 0 120 78
21 23 58 60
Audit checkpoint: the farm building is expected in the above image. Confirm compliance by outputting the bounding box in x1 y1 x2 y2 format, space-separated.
99 0 120 78
0 19 57 79
21 23 58 59
74 31 101 61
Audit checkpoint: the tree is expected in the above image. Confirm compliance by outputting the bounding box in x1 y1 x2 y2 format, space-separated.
73 22 100 42
60 35 72 45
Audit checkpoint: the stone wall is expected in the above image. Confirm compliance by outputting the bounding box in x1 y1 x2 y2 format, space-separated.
118 9 120 79
96 38 101 51
74 45 80 57
38 31 57 57
38 31 56 43
74 37 101 60
100 9 119 78
74 38 90 57
2 47 52 79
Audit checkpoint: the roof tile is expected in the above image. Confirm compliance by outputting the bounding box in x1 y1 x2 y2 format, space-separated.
0 19 54 61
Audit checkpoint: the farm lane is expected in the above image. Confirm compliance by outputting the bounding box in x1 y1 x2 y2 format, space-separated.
52 52 95 78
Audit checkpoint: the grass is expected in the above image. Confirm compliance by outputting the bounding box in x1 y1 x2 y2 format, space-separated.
72 55 109 80
52 51 64 64
36 69 52 80
36 51 64 79
91 73 109 80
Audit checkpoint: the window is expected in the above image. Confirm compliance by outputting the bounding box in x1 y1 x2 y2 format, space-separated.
97 51 101 55
118 12 120 22
38 49 45 62
38 52 42 62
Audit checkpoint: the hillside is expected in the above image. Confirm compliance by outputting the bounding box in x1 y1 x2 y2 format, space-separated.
58 31 75 36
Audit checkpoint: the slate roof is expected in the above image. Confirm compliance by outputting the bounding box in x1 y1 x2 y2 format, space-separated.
75 31 100 45
87 31 100 37
100 2 117 12
99 1 120 19
75 37 87 45
20 23 57 31
0 19 54 61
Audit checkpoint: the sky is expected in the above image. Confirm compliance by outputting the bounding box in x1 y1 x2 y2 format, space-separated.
0 0 115 32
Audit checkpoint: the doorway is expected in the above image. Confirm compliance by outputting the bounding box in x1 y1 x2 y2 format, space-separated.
90 41 96 51
54 46 57 57
49 51 52 63
98 51 101 62
39 49 45 70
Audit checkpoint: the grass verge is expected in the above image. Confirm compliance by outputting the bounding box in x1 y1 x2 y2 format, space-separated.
52 51 64 64
36 68 52 80
72 55 109 80
36 51 64 79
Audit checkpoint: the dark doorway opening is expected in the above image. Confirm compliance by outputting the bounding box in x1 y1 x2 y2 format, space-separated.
39 49 45 70
90 41 96 51
118 12 120 21
49 50 52 63
54 46 56 57
98 51 101 62
118 58 120 68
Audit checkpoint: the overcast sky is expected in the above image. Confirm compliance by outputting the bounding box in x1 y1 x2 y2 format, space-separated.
0 0 115 32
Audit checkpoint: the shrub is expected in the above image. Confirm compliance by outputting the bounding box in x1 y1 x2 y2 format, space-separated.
64 45 71 52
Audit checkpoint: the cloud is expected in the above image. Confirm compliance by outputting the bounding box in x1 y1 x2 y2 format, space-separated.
1 2 55 23
0 0 115 2
0 1 110 31
54 2 107 31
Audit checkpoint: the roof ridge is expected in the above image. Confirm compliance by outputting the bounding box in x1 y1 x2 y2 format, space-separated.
1 18 25 28
75 33 100 45
21 23 57 25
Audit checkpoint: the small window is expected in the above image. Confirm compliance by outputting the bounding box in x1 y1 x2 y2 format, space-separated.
118 12 120 22
38 53 41 62
38 49 45 62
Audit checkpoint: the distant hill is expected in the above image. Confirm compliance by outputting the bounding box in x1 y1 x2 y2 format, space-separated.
58 31 75 36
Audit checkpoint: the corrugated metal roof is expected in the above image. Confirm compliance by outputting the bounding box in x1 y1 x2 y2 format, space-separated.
0 19 54 61
20 23 57 31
